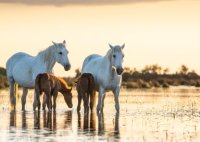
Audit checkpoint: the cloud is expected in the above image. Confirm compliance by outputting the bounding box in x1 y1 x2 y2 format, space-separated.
0 0 173 6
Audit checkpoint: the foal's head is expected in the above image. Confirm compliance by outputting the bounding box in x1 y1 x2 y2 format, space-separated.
62 86 73 108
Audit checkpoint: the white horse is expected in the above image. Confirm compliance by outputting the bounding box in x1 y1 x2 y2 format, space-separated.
6 40 71 110
81 44 125 113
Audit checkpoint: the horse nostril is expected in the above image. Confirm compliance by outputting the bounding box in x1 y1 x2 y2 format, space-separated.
121 68 124 73
65 64 71 71
117 68 124 75
69 103 73 108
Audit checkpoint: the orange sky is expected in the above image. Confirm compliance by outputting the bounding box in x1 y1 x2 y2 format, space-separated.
0 0 200 76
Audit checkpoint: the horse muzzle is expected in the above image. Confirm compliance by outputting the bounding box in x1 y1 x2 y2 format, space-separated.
64 64 71 71
68 103 73 108
116 67 124 75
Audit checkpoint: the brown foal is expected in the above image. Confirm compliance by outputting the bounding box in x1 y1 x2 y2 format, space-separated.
76 73 96 112
34 73 73 111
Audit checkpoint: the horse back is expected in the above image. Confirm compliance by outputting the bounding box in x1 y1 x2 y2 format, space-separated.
77 73 95 94
6 52 31 78
35 73 50 95
82 54 101 70
87 73 95 93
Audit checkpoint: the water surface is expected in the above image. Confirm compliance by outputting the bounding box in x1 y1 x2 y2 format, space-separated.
1 87 200 141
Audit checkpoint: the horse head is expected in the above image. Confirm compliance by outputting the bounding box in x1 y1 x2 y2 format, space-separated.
109 44 125 75
63 86 73 108
52 40 71 71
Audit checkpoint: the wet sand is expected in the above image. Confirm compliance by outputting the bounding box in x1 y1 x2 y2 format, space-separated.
1 87 200 141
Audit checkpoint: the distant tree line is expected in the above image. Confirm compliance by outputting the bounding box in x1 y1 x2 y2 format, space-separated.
1 64 200 90
0 67 9 89
122 64 200 89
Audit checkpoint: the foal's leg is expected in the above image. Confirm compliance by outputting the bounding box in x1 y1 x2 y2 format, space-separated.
89 91 96 111
52 92 58 111
46 93 52 111
21 87 28 111
97 87 105 113
42 94 47 110
33 91 41 111
83 92 89 113
49 96 52 111
112 87 120 113
77 90 82 112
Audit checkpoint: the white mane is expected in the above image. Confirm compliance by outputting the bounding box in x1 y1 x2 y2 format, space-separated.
37 45 55 63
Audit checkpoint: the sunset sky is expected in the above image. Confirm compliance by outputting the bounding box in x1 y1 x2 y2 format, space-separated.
0 0 200 77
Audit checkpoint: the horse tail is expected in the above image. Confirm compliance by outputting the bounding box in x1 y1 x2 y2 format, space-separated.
35 74 43 96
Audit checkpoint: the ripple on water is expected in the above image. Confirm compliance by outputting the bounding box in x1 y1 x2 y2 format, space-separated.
1 88 200 141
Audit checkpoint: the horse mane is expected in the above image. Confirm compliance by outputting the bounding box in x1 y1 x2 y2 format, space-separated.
37 45 55 63
57 77 72 91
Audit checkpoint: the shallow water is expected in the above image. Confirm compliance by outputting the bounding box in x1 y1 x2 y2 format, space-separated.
1 87 200 141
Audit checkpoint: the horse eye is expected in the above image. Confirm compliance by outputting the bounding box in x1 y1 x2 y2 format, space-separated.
59 52 62 55
113 55 116 58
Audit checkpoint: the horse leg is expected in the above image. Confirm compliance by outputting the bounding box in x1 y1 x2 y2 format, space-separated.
52 92 58 111
97 87 105 113
42 94 47 110
82 92 89 113
9 80 16 110
113 87 120 113
77 90 82 112
102 93 106 110
90 91 96 111
21 88 28 111
46 94 52 111
81 91 88 113
33 90 41 111
49 96 52 111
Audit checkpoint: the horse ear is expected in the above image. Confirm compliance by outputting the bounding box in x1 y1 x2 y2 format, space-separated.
121 43 125 49
109 43 113 49
67 86 72 92
52 41 57 46
63 40 66 45
69 87 72 92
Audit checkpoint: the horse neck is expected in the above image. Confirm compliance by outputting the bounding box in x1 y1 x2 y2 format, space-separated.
58 78 68 94
103 53 114 78
38 46 56 72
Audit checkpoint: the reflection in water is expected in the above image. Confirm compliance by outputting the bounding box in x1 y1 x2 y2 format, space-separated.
46 111 52 130
77 112 97 133
90 112 96 132
2 88 200 141
53 111 56 131
43 111 46 128
22 111 27 129
64 111 72 129
83 113 89 130
43 111 57 131
34 111 40 129
98 112 105 136
77 112 81 129
77 111 120 140
114 113 120 139
10 111 16 127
